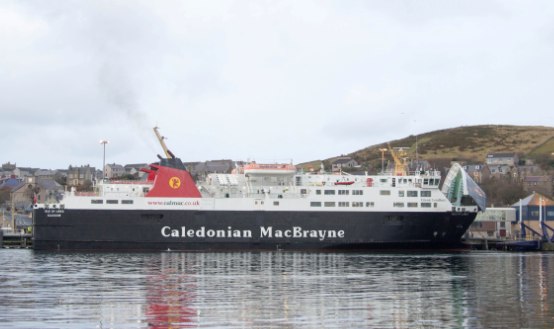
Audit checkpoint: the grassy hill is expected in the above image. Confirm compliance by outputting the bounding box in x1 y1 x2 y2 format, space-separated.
299 125 554 172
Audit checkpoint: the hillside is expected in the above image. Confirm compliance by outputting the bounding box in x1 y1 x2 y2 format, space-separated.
300 125 554 172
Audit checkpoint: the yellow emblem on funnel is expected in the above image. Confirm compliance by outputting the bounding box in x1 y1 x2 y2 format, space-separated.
169 177 181 189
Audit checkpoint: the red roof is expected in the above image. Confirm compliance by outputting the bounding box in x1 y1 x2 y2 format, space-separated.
513 192 554 206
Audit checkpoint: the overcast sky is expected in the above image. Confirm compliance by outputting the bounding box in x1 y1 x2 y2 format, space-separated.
1 0 553 169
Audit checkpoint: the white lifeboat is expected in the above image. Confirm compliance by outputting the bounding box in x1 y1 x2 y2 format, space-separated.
243 163 296 176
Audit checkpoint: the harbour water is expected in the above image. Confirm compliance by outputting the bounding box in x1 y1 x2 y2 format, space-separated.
0 250 553 328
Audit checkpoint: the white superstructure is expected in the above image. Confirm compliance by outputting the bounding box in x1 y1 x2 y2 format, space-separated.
42 164 475 215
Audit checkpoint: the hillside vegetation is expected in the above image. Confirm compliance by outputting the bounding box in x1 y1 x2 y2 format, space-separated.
300 125 554 172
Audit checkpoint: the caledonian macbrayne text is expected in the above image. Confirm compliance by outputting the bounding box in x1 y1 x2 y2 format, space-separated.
161 226 345 241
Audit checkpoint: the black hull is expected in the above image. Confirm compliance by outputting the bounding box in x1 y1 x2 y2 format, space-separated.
33 209 476 251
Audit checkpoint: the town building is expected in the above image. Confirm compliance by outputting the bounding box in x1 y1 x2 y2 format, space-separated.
486 152 519 167
1 162 16 171
522 176 553 196
517 164 542 177
331 157 359 172
5 179 34 211
511 192 554 240
67 165 96 188
463 164 490 183
467 208 516 239
124 163 148 179
189 160 235 177
34 169 58 179
105 163 126 179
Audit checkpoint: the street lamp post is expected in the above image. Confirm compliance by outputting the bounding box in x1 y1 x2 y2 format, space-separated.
99 139 109 180
379 148 388 173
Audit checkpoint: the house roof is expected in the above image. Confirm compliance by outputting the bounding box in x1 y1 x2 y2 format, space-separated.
6 182 28 193
332 158 355 165
524 176 551 183
124 163 148 170
512 192 554 207
487 152 516 158
0 178 24 190
34 169 58 176
463 164 486 172
107 163 125 170
37 178 63 191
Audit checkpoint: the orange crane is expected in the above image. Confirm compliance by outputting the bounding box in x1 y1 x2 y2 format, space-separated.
387 143 407 176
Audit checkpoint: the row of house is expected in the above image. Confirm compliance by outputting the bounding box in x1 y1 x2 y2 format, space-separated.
1 159 236 199
464 152 553 196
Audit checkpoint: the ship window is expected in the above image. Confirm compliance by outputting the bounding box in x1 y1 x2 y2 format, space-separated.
393 202 404 207
338 190 349 195
424 179 429 185
273 201 279 206
324 190 335 195
338 202 349 207
366 202 374 207
407 202 418 208
324 202 336 207
143 187 150 193
421 203 431 208
380 190 391 196
316 190 322 195
380 178 387 183
407 191 418 197
91 199 103 204
107 200 118 204
352 190 363 195
310 202 322 207
122 200 133 204
352 202 363 207
421 191 431 197
301 189 307 195
434 203 438 208
398 191 405 197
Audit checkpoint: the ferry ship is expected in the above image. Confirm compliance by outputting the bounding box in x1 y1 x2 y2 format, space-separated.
32 128 486 251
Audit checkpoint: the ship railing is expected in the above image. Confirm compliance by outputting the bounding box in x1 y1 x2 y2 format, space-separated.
102 180 152 185
74 192 100 197
404 170 441 177
242 191 302 199
378 170 441 177
244 163 296 170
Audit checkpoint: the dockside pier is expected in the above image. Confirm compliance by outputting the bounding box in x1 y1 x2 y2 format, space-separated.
0 230 32 248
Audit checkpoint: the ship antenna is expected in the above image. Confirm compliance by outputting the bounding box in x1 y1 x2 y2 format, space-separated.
416 134 418 163
153 126 173 159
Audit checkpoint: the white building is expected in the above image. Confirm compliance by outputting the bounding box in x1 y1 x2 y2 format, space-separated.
468 208 516 239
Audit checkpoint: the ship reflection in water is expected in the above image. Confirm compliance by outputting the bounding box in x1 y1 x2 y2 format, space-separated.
0 251 553 328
